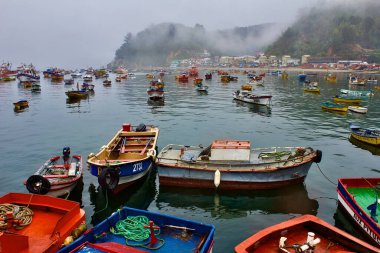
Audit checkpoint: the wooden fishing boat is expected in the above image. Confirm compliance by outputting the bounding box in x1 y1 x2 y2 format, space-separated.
196 84 208 93
333 95 362 104
233 90 272 106
71 72 82 78
340 89 374 97
349 123 380 146
103 79 112 86
157 139 322 190
51 73 64 82
325 73 337 83
87 123 159 193
177 73 188 82
64 78 74 85
205 73 212 80
189 66 199 77
13 100 29 109
234 214 380 253
0 192 85 253
65 90 89 99
221 75 230 83
348 105 368 114
115 76 122 82
304 86 320 93
337 178 380 247
320 101 348 112
25 147 83 197
57 206 215 253
193 78 203 85
147 79 164 101
146 73 155 79
241 84 253 91
81 83 94 91
83 74 92 82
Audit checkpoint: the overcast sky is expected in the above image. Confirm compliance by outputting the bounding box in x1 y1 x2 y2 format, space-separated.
0 0 318 69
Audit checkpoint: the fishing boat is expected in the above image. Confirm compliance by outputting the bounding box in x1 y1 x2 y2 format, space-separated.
71 72 82 78
147 79 165 101
64 78 74 85
87 123 159 193
233 90 272 106
24 147 82 197
13 100 29 110
103 79 112 86
189 66 199 77
221 75 230 83
205 72 212 80
196 84 208 93
241 84 253 91
2 75 16 82
333 95 362 104
115 76 122 82
349 74 366 85
281 71 288 80
337 177 380 247
31 83 41 92
298 73 307 82
348 105 368 114
349 123 380 146
146 73 155 79
65 89 89 99
340 89 374 97
193 78 203 85
303 84 320 93
234 214 380 253
16 66 40 83
320 101 348 112
0 192 85 253
325 73 337 83
57 206 215 253
156 139 321 190
177 73 188 82
51 72 64 82
83 74 93 82
81 83 94 91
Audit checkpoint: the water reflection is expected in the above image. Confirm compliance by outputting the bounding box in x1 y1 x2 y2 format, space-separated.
156 184 318 219
147 99 165 107
89 168 157 225
233 100 271 117
67 176 84 207
349 135 380 156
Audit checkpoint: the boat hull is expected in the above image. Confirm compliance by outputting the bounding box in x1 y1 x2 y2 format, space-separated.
17 73 40 83
233 92 272 106
337 178 380 247
349 124 380 146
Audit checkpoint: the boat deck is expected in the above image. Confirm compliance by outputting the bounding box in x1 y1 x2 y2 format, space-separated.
348 187 380 225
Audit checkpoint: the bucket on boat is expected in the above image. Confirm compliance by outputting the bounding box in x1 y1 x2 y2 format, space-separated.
122 123 131 132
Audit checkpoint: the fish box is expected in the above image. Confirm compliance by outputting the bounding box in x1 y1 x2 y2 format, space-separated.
210 140 251 161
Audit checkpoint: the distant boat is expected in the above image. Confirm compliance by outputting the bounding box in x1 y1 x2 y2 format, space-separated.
71 72 82 78
349 123 380 146
17 65 40 83
196 84 208 93
340 89 374 97
157 139 321 190
235 214 380 253
348 105 368 114
337 177 380 247
57 206 215 253
64 78 74 85
13 100 29 110
25 147 83 197
83 74 93 82
31 83 41 92
298 73 307 81
233 90 272 106
65 90 89 99
320 101 348 112
81 83 94 91
103 79 112 86
333 95 362 104
325 73 337 83
147 79 164 101
205 72 212 80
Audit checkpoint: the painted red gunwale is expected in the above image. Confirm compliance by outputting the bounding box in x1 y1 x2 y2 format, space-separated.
234 215 380 253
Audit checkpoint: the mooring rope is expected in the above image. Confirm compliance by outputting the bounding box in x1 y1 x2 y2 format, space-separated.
0 204 33 230
316 163 337 186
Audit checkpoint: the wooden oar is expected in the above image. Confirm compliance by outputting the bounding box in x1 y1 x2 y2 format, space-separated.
140 138 153 155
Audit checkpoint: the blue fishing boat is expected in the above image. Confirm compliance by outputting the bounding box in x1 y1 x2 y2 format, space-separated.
58 207 215 253
298 73 307 82
87 123 159 193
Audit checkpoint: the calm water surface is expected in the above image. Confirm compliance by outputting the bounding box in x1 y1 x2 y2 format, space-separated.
1 72 380 252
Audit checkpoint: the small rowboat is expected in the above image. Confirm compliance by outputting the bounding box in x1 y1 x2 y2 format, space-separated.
193 78 203 84
0 192 85 253
233 90 272 106
157 140 322 190
13 100 29 110
65 90 89 99
58 206 215 253
348 105 368 114
103 79 112 86
87 123 159 193
25 147 83 197
340 89 374 97
303 87 320 93
320 101 347 112
241 84 253 91
196 85 208 93
337 178 380 247
234 215 380 253
333 95 362 104
349 123 380 146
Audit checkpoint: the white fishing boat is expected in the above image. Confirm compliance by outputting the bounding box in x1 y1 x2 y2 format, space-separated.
340 89 374 97
233 90 272 106
348 105 368 114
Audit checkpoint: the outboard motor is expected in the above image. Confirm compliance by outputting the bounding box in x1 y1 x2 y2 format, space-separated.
63 146 71 163
136 123 147 132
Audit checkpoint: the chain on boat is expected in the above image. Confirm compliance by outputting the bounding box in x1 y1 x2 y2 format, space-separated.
0 204 33 230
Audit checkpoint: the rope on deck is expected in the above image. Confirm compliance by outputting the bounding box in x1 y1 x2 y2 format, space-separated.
0 204 33 230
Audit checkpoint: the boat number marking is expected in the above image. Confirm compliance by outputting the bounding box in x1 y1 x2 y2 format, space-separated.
353 212 380 244
133 162 143 172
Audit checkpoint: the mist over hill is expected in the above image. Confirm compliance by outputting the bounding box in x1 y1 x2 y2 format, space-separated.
265 0 380 62
109 22 285 67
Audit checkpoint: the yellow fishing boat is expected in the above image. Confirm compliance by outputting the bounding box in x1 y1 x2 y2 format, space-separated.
333 96 362 104
146 74 154 79
241 84 253 91
304 87 320 93
320 101 347 112
349 123 380 146
13 100 29 110
281 72 288 80
325 74 337 83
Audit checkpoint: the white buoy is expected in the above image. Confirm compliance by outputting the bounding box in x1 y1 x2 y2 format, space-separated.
214 170 221 188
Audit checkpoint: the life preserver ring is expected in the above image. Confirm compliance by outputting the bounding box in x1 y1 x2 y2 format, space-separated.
314 150 322 163
98 167 119 190
26 175 51 194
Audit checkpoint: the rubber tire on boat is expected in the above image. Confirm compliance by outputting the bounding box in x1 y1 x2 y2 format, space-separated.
98 167 119 191
314 150 322 163
26 175 51 195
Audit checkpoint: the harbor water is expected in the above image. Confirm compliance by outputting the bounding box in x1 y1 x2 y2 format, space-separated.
1 72 379 252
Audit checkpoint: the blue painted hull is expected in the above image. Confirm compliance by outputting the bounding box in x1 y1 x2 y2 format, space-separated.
58 207 215 253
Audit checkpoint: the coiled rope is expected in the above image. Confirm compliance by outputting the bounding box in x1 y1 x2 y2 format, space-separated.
110 215 164 249
258 151 292 161
0 204 33 230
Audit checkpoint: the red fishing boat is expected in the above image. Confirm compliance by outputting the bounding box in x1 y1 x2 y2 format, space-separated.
0 192 85 253
189 66 199 77
235 215 380 253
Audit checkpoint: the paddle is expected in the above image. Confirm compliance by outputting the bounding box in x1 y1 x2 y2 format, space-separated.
140 138 153 155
